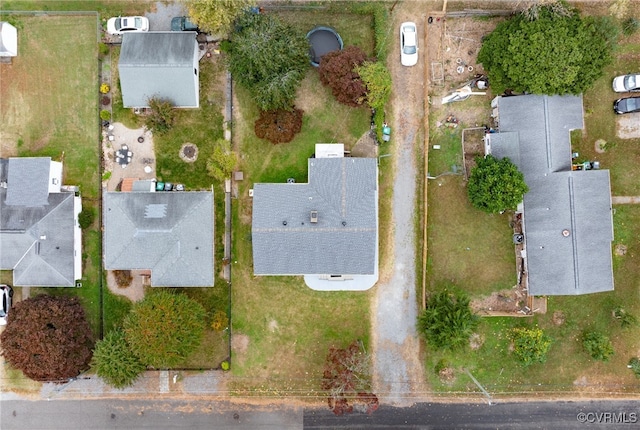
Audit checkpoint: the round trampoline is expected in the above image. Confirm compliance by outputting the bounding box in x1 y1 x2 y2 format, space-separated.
307 26 344 67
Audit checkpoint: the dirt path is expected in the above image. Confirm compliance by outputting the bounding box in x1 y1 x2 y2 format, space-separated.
370 1 432 405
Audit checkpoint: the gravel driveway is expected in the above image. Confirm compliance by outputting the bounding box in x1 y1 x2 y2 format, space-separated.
371 3 429 405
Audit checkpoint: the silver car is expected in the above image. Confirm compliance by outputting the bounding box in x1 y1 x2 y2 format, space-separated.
0 284 13 326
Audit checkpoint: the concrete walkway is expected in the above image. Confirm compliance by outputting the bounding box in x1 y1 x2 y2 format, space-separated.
612 196 640 204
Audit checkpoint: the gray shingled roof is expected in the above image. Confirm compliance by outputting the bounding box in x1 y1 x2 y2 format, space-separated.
492 95 613 296
103 191 214 287
119 32 199 108
5 157 51 206
252 157 378 275
0 158 77 286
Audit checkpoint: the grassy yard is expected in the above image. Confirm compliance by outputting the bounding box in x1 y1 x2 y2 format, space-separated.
573 32 640 196
229 7 378 393
0 15 104 334
424 31 640 395
425 205 640 395
230 70 372 393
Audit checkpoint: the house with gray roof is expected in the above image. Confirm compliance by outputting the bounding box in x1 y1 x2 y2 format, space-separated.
0 157 82 286
486 95 614 296
251 146 378 291
118 32 200 108
103 190 214 287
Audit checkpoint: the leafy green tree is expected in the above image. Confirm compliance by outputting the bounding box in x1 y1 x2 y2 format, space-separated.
355 61 392 111
511 327 552 367
92 330 145 388
227 12 309 111
123 290 206 368
418 290 479 350
467 155 528 213
582 331 614 362
478 1 617 94
206 139 237 182
144 97 175 135
0 295 94 381
184 0 255 35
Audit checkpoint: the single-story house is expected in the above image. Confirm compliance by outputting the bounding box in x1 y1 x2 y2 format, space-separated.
251 144 379 291
0 157 82 286
485 94 614 295
103 190 214 287
118 32 200 108
0 21 18 58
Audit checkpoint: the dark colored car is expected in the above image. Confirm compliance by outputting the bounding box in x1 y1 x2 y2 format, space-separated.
171 16 199 32
1 284 13 326
613 97 640 114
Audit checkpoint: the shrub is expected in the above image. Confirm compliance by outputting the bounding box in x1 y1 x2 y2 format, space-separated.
92 330 146 388
254 107 303 144
355 61 392 111
99 42 110 57
100 110 111 121
78 208 95 229
0 295 94 381
113 270 133 288
622 17 639 36
221 360 230 371
318 46 369 107
582 331 614 361
628 357 640 378
511 327 552 367
101 96 111 106
100 83 110 94
144 97 175 135
613 307 637 328
123 290 206 368
418 289 479 350
211 310 229 331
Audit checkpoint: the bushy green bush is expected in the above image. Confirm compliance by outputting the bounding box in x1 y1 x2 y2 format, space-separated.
628 357 640 378
613 307 637 328
582 331 614 362
78 208 95 229
100 110 111 121
511 327 552 367
92 330 146 388
622 17 639 36
418 289 479 350
144 97 175 135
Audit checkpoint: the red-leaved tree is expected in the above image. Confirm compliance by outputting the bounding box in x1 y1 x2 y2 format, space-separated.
318 46 369 107
254 107 304 144
0 295 94 381
321 340 379 415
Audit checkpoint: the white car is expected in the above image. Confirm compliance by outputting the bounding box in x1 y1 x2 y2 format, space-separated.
106 16 149 35
612 74 640 92
400 22 418 67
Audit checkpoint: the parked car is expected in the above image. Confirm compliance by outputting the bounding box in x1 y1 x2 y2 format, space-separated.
106 16 149 35
0 284 13 326
614 97 640 114
171 16 199 32
400 22 418 67
612 74 640 92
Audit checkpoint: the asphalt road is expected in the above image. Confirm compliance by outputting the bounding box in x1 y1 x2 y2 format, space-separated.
3 400 640 430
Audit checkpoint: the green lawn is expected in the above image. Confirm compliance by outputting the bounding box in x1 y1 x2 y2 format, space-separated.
0 15 103 334
424 32 640 395
425 206 640 394
230 66 373 392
